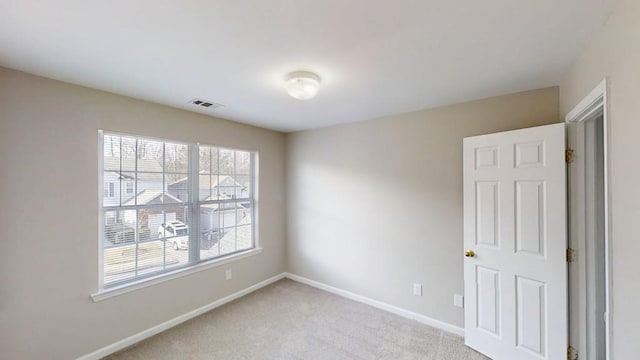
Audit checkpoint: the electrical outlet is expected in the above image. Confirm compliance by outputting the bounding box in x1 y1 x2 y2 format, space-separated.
413 283 422 296
454 294 464 308
225 269 232 280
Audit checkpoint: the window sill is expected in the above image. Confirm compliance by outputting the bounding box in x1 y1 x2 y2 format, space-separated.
90 248 263 302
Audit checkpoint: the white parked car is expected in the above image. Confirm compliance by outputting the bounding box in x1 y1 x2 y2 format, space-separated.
158 221 189 250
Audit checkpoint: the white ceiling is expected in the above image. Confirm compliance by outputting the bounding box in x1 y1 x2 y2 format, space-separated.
0 0 611 132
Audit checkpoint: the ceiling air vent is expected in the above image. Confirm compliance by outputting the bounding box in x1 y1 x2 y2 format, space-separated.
189 98 224 110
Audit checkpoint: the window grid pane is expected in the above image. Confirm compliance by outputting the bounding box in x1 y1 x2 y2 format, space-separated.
101 133 256 288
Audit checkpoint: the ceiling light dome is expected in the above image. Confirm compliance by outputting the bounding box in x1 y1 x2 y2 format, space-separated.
285 71 321 100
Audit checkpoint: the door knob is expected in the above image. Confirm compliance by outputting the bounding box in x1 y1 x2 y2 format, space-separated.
465 250 475 258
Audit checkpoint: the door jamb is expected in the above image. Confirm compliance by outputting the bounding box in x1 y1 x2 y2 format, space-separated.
565 78 612 360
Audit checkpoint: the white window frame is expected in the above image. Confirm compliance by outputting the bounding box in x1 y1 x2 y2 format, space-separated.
93 130 260 301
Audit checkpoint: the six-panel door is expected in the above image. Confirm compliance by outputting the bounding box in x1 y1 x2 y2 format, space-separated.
463 123 567 360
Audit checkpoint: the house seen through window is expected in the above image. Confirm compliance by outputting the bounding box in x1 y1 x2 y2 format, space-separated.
100 132 256 288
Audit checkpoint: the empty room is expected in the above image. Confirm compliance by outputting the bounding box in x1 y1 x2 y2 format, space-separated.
1 0 638 359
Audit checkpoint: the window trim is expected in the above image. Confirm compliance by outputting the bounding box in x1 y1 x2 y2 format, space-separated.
97 130 259 294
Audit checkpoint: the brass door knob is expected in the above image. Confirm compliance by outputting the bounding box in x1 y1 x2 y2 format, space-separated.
465 250 475 258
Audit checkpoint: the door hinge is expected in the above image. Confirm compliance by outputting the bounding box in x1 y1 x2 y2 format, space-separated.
566 148 575 164
566 248 575 263
568 345 578 360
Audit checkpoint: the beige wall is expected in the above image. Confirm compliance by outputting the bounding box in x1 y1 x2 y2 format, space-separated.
560 0 640 358
286 87 560 328
0 67 286 359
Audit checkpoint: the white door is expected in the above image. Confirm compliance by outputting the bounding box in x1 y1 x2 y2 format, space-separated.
463 123 567 360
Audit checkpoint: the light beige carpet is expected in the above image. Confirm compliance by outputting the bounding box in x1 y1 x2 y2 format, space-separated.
105 279 489 360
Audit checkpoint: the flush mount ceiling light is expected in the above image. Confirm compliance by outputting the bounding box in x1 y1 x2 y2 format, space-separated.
285 71 321 100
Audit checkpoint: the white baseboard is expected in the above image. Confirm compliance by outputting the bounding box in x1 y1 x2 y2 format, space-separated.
284 272 465 337
78 271 464 359
77 272 286 360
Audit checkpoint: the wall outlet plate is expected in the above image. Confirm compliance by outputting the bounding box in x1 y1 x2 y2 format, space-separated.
454 294 464 308
413 283 422 296
225 269 232 280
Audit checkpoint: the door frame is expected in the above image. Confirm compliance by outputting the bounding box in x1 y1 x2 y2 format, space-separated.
565 78 612 360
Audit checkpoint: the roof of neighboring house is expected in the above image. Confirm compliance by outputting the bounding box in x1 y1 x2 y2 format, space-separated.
169 174 243 188
123 190 183 206
103 172 135 180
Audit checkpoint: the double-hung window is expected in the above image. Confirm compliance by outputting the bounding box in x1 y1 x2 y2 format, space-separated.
99 131 256 289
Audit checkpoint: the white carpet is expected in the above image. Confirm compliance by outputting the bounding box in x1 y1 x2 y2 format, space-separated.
105 279 489 359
